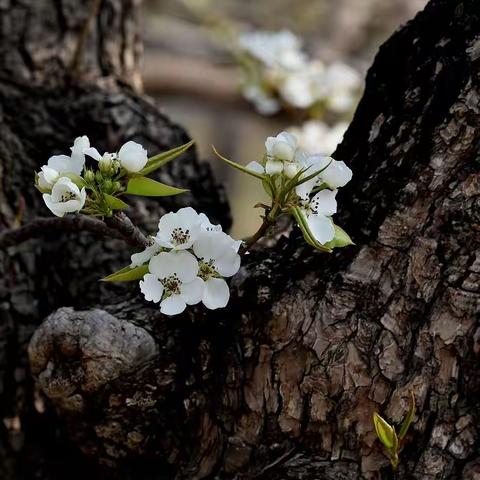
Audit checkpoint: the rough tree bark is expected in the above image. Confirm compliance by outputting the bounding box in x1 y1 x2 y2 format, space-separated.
0 1 479 480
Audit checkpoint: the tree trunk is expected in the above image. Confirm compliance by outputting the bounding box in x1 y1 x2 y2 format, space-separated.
1 0 479 480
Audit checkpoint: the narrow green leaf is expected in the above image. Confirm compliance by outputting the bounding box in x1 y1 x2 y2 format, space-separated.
373 412 397 450
282 159 332 195
212 145 266 180
104 194 129 210
398 391 416 440
126 176 188 197
291 207 332 253
323 225 354 249
262 177 274 198
138 140 195 176
101 264 149 282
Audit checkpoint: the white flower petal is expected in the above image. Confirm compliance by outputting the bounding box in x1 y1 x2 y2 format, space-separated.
130 243 162 267
193 230 231 261
321 160 352 188
160 295 186 315
265 159 283 175
83 147 103 161
140 274 164 303
284 162 299 179
310 189 337 216
43 194 65 217
173 250 199 282
295 176 317 200
202 278 230 310
272 140 295 161
246 161 265 174
307 214 335 245
118 140 148 173
149 251 198 282
38 166 59 189
199 213 222 232
180 277 204 305
149 252 175 279
47 155 71 173
213 249 241 277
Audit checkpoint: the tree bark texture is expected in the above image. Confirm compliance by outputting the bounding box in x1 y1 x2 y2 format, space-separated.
1 0 480 480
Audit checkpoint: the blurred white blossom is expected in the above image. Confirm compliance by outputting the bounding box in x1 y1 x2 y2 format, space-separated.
236 29 362 116
238 30 307 71
288 121 348 156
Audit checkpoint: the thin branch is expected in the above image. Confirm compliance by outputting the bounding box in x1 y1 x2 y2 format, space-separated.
69 0 103 78
0 213 148 250
104 212 149 248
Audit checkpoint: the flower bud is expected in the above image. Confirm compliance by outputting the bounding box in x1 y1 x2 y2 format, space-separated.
103 179 113 193
95 171 103 183
84 169 95 183
99 154 113 174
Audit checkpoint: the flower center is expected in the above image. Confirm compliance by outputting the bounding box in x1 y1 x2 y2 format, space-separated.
60 192 77 202
198 260 218 281
171 227 190 246
163 274 181 296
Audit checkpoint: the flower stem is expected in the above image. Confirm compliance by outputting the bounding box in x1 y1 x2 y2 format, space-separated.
239 202 280 254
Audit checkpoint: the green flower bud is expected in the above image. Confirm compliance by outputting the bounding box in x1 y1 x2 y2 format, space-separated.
84 169 95 183
103 179 113 193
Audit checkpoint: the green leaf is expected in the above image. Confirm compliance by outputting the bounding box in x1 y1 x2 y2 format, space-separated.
262 177 274 198
398 391 416 440
101 264 149 282
291 207 332 253
126 176 188 197
373 412 398 450
212 145 266 180
138 140 195 176
104 194 129 210
323 225 354 249
282 159 333 195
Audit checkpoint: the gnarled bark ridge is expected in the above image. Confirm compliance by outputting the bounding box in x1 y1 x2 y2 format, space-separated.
2 0 480 479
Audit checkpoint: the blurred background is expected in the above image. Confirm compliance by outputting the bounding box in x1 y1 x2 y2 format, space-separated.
141 0 428 237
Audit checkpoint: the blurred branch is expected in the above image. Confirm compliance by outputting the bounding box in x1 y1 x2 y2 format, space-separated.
0 213 148 249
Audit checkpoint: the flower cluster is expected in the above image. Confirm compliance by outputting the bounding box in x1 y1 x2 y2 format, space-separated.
36 136 192 218
132 208 241 316
217 130 352 250
35 136 147 217
236 30 362 116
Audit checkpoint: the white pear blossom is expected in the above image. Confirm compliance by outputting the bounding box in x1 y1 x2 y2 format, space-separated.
141 250 204 316
42 177 86 217
238 30 307 71
288 121 348 156
118 140 148 173
85 139 149 173
300 189 337 245
263 131 303 178
37 136 89 188
156 207 203 250
295 154 352 200
134 208 242 315
193 230 241 309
